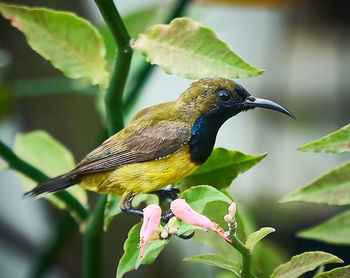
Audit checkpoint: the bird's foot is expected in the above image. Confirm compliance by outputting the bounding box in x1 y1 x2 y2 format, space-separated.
151 187 180 203
161 209 174 223
177 231 195 240
121 196 144 216
121 206 144 217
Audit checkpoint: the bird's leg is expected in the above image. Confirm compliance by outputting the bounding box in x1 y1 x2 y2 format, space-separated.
161 209 174 223
120 194 143 217
151 187 180 203
152 187 179 223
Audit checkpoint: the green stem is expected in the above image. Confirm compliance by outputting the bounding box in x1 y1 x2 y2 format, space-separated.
228 235 257 278
82 195 108 278
123 0 189 114
82 1 132 277
94 0 133 135
0 140 89 222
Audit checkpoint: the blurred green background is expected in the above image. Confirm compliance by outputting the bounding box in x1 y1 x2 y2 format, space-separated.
0 0 349 277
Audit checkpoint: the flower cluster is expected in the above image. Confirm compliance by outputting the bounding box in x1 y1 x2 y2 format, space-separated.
137 199 237 264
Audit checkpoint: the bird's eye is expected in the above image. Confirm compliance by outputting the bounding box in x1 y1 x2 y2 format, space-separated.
218 91 232 102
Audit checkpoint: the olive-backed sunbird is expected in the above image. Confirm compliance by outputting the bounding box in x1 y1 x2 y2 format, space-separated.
25 78 294 214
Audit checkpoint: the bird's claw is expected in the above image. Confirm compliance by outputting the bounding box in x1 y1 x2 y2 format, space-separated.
177 231 195 240
151 187 180 203
161 209 174 223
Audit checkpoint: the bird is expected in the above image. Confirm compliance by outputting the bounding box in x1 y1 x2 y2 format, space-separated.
25 78 294 218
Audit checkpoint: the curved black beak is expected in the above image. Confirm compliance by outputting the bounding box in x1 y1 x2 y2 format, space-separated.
243 96 295 119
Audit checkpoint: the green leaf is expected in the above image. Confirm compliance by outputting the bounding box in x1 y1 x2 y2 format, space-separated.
183 253 240 276
104 193 158 230
298 210 350 245
13 130 87 210
245 227 275 251
280 161 350 206
116 223 168 278
181 185 232 212
270 251 343 278
176 148 267 191
314 265 350 278
298 124 350 154
132 17 263 79
104 194 121 230
0 3 108 86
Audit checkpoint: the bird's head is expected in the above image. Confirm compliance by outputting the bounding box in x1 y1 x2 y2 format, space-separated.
179 78 294 121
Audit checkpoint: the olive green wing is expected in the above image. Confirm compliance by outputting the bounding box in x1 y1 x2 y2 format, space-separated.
73 121 191 175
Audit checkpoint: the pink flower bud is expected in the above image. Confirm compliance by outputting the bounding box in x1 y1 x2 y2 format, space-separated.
170 199 231 243
228 202 237 217
224 214 234 223
138 204 162 259
169 226 179 234
160 231 169 239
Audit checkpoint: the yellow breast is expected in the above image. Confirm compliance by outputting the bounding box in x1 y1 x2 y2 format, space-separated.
79 145 200 198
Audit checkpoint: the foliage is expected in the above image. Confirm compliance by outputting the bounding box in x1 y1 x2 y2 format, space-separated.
132 17 263 79
282 124 350 247
14 130 87 217
0 1 348 278
270 251 343 278
0 3 108 87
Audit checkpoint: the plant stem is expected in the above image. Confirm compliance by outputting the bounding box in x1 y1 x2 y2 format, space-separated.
83 1 132 277
123 0 189 114
82 195 107 278
94 0 133 136
0 140 89 222
228 235 257 278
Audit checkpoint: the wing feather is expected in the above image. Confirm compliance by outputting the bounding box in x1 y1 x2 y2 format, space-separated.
73 120 191 176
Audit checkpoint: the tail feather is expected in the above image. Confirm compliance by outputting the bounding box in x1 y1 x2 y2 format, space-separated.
24 173 77 197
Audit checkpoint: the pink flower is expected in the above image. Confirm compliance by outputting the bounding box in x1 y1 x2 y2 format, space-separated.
138 204 162 259
228 202 237 217
170 199 231 243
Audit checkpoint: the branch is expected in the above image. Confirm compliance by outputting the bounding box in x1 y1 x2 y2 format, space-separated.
225 213 257 278
83 1 133 277
0 140 89 222
95 0 133 135
228 235 257 278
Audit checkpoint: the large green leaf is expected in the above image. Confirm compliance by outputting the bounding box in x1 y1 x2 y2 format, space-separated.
244 227 275 251
314 265 350 278
176 148 266 191
183 253 240 276
298 210 350 245
298 124 350 154
116 223 168 278
0 3 108 86
14 130 87 210
270 251 343 278
280 161 350 206
132 17 263 79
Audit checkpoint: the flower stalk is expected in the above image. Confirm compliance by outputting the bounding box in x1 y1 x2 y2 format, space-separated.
224 203 257 278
